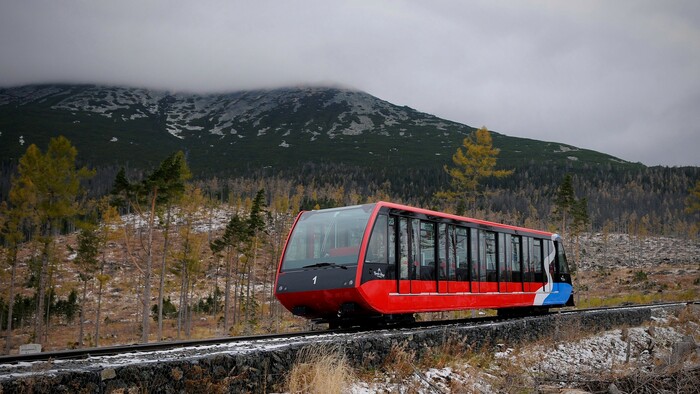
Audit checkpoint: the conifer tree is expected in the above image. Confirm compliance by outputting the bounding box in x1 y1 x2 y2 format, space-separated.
94 197 120 347
210 213 249 332
110 151 190 343
9 136 93 344
437 127 513 215
69 223 100 347
155 152 191 341
172 185 206 338
243 189 267 328
1 202 24 353
554 174 576 234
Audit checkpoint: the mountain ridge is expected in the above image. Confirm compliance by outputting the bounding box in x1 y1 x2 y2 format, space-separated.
0 83 640 175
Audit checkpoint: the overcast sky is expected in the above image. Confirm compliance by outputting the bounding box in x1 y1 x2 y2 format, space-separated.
1 1 699 166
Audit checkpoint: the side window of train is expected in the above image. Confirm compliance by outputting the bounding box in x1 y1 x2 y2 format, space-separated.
398 217 421 280
499 233 508 285
481 230 496 282
470 228 479 282
420 221 436 280
532 239 543 283
410 219 420 279
388 216 396 279
439 223 448 280
454 226 469 282
399 217 409 280
511 235 522 282
522 237 532 282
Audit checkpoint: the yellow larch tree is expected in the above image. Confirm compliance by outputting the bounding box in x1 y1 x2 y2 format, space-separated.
437 126 513 215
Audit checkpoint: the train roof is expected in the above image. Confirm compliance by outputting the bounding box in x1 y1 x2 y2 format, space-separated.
373 201 554 237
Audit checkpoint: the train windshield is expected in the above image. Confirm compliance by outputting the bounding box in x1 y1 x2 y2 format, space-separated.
280 204 375 271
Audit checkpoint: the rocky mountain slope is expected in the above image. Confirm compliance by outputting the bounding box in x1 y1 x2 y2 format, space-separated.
0 84 638 175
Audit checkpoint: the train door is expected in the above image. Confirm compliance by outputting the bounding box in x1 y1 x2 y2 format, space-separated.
415 221 437 293
388 216 397 292
522 237 533 291
397 217 411 294
470 228 479 293
498 233 509 292
397 217 428 294
479 230 497 292
438 223 448 293
448 225 470 293
527 238 545 292
508 235 523 292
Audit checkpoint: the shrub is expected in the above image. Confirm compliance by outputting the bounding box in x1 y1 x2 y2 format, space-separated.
632 270 648 282
286 345 355 394
193 287 223 315
151 297 178 321
53 289 80 323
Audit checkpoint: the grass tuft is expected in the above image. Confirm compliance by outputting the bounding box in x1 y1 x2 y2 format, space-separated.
286 345 355 394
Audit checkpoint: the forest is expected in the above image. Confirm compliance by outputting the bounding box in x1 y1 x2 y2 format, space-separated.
0 134 699 354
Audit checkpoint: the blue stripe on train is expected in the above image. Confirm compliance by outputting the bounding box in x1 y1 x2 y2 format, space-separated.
542 283 573 305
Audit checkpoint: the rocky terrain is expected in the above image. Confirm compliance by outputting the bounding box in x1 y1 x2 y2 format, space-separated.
577 232 700 270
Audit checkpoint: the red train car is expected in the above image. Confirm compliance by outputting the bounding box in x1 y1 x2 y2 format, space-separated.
274 202 574 327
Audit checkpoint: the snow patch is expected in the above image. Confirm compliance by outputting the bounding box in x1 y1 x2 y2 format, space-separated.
557 145 579 153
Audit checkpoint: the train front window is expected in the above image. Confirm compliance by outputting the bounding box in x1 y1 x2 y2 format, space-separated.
366 215 388 264
280 205 374 271
555 241 570 275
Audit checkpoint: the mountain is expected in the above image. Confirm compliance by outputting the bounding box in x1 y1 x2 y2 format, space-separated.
0 84 640 176
1 84 697 234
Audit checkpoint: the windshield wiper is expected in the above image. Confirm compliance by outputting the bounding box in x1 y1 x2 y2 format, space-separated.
302 262 348 270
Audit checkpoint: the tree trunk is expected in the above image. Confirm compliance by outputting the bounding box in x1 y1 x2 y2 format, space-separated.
78 279 88 347
177 268 186 340
186 279 194 338
223 248 232 333
4 248 17 354
246 236 257 326
233 254 240 326
34 234 50 345
157 205 172 341
95 253 105 347
142 189 158 343
244 261 251 324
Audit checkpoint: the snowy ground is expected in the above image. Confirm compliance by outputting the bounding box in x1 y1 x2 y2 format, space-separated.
348 307 700 393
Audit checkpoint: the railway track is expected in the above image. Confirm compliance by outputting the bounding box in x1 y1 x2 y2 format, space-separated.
0 300 695 366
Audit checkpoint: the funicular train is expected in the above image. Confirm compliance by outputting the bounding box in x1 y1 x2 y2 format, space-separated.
274 201 574 327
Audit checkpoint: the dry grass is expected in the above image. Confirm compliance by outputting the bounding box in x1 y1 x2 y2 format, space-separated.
285 345 355 394
382 342 417 381
575 263 700 309
427 336 471 368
